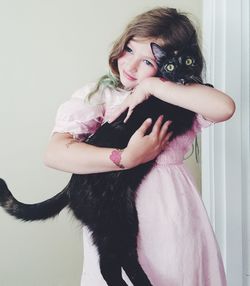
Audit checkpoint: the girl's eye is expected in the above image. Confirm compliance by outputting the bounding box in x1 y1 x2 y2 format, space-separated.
124 45 133 53
144 60 153 66
165 63 175 72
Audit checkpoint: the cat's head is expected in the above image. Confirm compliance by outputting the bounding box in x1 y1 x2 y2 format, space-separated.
150 42 203 85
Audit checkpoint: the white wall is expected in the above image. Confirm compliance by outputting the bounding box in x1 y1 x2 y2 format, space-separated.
202 0 249 285
0 1 202 285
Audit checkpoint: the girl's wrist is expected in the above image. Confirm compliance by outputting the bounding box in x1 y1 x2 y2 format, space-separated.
109 149 125 169
112 147 137 170
109 148 135 170
139 77 154 99
142 77 163 96
144 77 176 100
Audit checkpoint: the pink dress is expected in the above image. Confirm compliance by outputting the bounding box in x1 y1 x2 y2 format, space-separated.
52 83 227 286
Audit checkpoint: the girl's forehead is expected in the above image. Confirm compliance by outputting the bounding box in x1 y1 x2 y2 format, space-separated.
130 37 164 46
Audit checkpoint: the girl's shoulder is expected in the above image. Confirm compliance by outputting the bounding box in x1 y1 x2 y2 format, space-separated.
72 82 128 106
102 85 129 108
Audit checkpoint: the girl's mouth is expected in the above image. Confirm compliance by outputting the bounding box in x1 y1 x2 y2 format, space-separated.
123 71 137 81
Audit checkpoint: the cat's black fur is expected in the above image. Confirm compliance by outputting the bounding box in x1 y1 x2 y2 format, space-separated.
0 42 211 286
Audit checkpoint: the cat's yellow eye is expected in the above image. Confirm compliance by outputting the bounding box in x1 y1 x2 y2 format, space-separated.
165 64 175 72
185 58 193 66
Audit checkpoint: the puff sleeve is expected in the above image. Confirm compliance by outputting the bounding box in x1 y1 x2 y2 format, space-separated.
192 113 214 134
51 84 105 140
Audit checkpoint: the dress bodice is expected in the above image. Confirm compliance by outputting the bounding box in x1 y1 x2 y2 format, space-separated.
52 83 211 163
155 128 197 165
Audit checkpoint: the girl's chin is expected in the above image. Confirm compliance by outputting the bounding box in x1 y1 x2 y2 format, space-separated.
120 79 137 90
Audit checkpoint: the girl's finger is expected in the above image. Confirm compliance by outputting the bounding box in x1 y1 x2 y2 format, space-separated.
136 118 152 135
161 132 173 151
151 115 164 136
161 131 173 149
124 108 134 123
159 120 172 140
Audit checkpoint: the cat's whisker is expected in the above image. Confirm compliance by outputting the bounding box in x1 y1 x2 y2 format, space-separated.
190 75 203 84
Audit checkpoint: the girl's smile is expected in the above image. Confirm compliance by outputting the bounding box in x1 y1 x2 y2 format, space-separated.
122 70 137 81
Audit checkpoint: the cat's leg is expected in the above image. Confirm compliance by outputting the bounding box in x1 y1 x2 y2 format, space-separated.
96 236 128 286
99 253 128 286
120 204 153 286
121 248 153 286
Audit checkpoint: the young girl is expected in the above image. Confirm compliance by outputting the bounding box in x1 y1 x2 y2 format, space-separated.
44 7 235 286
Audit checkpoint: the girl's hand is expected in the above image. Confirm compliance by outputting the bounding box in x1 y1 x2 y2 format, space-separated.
108 80 151 123
122 115 172 168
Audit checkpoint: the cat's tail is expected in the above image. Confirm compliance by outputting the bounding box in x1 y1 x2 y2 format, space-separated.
0 178 69 221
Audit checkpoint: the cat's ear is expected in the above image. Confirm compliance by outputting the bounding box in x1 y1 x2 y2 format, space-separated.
150 43 166 63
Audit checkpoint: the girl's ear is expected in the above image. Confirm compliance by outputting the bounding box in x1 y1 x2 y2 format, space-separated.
150 42 166 63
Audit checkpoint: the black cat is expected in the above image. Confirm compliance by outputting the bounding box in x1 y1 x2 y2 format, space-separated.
0 42 211 286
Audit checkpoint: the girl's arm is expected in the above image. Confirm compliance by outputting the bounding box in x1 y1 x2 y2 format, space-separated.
44 116 172 174
108 77 236 124
145 77 235 123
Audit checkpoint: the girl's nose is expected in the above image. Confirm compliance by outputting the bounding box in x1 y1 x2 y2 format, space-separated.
126 58 139 73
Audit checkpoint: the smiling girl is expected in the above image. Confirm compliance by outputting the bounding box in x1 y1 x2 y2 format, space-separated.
44 7 235 286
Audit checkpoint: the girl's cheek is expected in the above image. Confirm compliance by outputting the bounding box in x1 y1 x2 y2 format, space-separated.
117 58 123 72
146 68 157 78
117 56 126 67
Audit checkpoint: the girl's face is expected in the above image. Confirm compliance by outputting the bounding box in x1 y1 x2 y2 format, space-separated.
117 38 159 90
